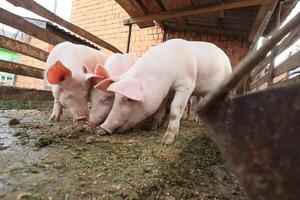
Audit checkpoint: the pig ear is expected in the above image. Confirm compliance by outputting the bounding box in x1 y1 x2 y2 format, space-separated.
46 60 72 84
95 63 109 79
82 65 89 74
85 73 104 86
94 77 117 91
85 64 109 86
108 79 144 102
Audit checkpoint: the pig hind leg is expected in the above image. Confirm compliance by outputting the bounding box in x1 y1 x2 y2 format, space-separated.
152 94 170 129
50 99 63 121
161 88 193 144
190 95 202 122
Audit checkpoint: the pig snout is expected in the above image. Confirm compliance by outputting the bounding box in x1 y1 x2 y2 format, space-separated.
100 123 113 134
76 116 88 121
86 117 102 127
73 115 88 122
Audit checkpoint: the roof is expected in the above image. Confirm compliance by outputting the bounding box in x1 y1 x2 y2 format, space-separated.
117 0 297 40
24 17 99 49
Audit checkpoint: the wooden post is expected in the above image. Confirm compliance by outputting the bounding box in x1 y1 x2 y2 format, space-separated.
162 27 168 42
126 24 132 53
267 51 276 87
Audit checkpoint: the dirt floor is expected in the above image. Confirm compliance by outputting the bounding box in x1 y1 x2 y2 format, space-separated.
0 107 244 200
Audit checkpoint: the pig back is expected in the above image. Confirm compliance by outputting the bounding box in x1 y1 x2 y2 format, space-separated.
189 41 232 95
45 42 108 78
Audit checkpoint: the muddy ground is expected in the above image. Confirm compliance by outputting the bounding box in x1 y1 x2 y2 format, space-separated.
0 107 244 200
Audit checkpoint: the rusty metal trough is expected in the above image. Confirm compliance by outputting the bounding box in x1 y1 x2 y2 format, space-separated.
201 83 300 199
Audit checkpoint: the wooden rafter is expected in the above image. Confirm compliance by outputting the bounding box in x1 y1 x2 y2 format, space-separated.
167 23 248 37
6 0 122 53
115 0 154 27
124 0 264 25
161 0 188 26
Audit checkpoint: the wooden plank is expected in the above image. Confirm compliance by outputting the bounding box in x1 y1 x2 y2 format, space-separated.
124 0 264 25
0 8 64 45
197 11 300 115
0 35 48 62
250 27 300 80
167 23 248 37
273 75 300 88
0 86 53 101
274 51 300 77
267 51 276 87
250 50 300 90
0 60 44 79
7 0 122 53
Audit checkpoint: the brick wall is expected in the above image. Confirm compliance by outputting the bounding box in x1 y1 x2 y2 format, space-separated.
71 0 249 66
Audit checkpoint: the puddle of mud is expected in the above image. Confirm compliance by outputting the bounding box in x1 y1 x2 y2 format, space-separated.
0 109 244 200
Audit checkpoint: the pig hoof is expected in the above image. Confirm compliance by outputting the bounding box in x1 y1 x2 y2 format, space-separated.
189 113 200 122
161 133 175 144
49 114 60 121
151 121 161 129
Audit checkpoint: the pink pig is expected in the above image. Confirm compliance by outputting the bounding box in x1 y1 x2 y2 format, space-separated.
45 42 108 122
88 53 138 126
95 39 232 144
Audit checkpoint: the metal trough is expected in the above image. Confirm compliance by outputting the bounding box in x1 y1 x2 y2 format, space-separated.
201 83 300 200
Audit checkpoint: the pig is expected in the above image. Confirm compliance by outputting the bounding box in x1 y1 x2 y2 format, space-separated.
45 42 108 122
95 39 232 144
88 53 138 126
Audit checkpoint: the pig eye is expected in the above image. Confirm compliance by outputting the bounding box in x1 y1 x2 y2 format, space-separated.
123 97 133 103
99 97 109 104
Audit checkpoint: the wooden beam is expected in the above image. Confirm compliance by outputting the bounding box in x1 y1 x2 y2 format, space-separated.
0 60 44 79
0 86 53 101
139 0 165 28
248 0 279 42
116 0 154 28
167 23 248 37
197 11 300 115
161 0 188 26
0 35 48 62
0 8 64 45
124 0 264 25
7 0 122 53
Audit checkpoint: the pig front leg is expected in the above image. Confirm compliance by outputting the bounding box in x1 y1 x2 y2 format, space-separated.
49 99 63 121
161 88 193 144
